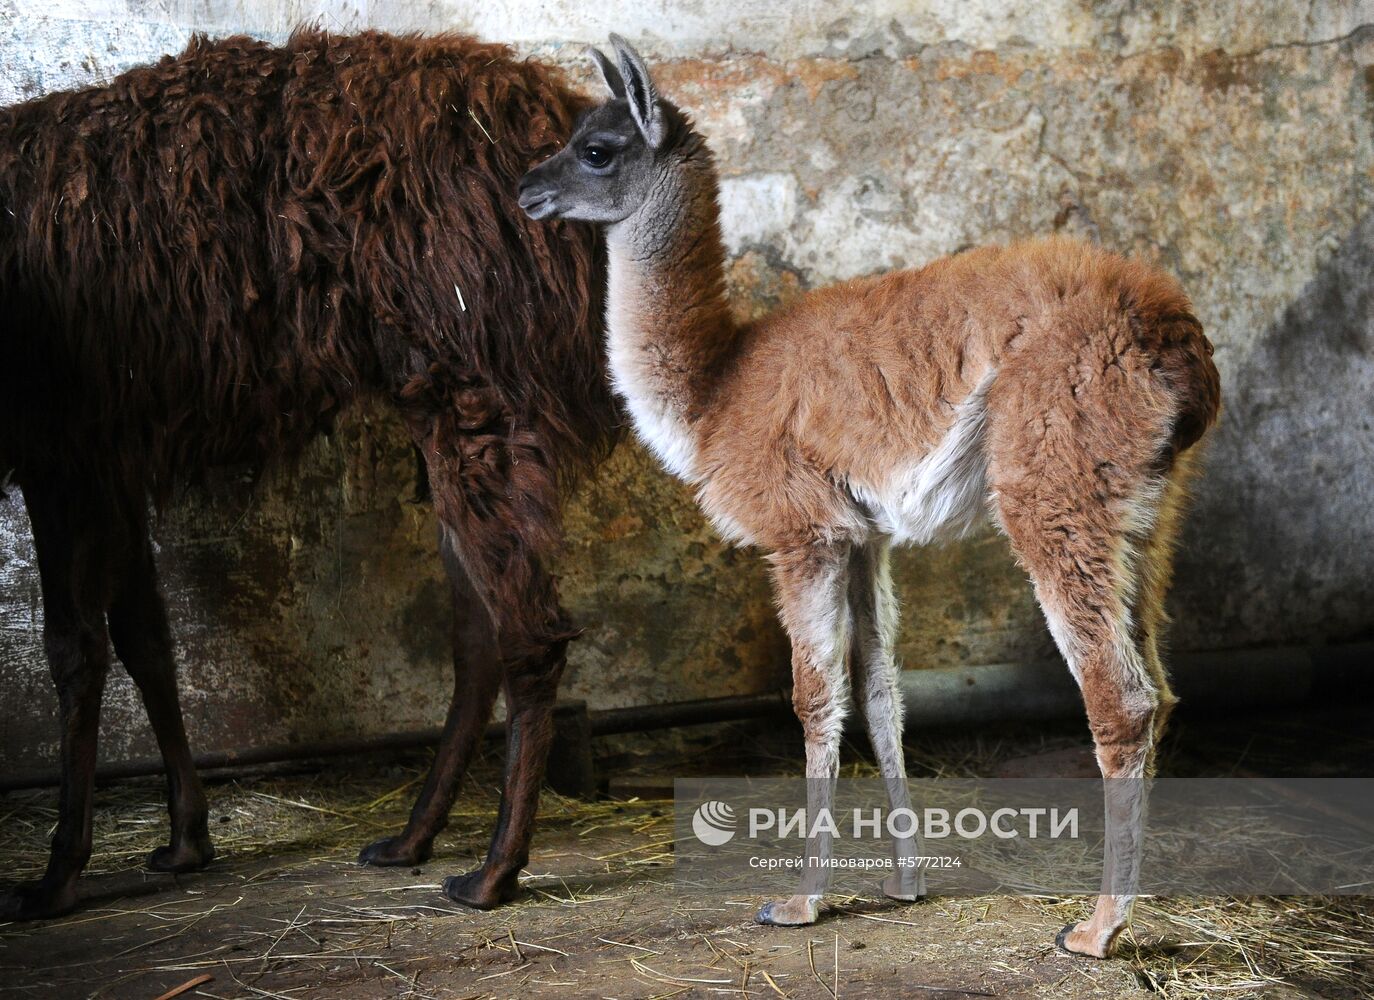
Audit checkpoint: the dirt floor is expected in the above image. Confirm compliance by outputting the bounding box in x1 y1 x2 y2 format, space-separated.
2 708 1372 1000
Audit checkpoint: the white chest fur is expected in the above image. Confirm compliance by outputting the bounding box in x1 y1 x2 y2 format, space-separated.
605 247 702 483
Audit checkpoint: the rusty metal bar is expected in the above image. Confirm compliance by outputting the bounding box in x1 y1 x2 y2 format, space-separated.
2 641 1368 792
0 692 794 792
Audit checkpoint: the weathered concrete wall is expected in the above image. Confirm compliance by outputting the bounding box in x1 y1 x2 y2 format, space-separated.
1 2 1371 769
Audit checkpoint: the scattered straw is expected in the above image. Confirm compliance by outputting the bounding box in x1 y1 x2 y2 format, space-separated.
2 727 1369 998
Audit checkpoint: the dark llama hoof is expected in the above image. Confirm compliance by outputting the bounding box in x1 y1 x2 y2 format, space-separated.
358 836 432 868
0 879 79 922
441 870 523 910
146 837 216 874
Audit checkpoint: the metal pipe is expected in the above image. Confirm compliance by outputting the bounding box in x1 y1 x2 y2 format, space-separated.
0 694 798 792
895 643 1344 730
2 641 1368 792
589 690 792 736
0 728 458 791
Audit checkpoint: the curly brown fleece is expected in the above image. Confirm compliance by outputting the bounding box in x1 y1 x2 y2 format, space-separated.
0 28 616 494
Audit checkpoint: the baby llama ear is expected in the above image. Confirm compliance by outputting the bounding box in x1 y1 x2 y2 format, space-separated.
587 46 626 100
608 33 665 148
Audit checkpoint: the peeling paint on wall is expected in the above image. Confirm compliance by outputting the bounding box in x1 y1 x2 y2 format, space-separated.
1 2 1371 769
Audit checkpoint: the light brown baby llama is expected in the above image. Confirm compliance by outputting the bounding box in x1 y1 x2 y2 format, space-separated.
519 36 1220 958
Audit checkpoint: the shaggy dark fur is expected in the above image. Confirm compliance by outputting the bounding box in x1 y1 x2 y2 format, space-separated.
0 29 618 919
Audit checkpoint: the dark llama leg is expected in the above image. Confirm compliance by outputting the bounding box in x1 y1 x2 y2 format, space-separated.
106 504 213 874
0 482 111 920
359 526 504 867
368 411 576 908
442 566 573 909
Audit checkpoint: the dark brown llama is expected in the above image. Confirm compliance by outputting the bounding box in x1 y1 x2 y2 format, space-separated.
0 28 618 920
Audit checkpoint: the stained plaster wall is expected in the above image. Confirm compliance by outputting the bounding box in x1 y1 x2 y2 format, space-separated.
1 1 1370 769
